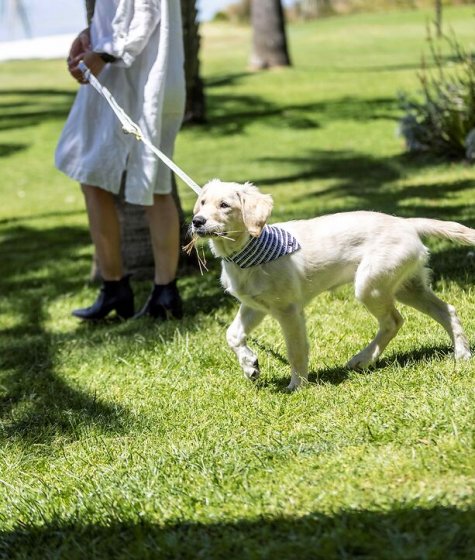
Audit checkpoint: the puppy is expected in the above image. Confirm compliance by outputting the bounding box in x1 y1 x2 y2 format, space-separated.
191 179 474 390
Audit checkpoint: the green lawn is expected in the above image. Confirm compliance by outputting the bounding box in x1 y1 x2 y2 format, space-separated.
1 6 474 559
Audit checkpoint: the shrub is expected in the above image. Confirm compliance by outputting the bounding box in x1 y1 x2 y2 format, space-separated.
212 1 251 24
399 29 475 161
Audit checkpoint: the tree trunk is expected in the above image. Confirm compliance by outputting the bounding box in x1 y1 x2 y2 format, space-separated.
250 0 291 70
181 0 206 123
434 0 443 38
85 0 95 25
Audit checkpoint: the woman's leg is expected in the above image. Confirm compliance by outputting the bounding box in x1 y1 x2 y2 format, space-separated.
136 193 182 319
72 184 134 320
81 184 123 280
144 193 180 284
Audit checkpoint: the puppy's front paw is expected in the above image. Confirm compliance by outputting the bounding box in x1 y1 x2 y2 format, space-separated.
243 358 260 382
286 376 308 392
346 352 372 370
454 347 471 361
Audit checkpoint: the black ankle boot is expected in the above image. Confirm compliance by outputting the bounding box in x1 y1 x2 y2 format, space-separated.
72 276 135 320
135 279 183 320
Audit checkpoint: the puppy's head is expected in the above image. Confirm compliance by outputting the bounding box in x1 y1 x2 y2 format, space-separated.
192 179 273 240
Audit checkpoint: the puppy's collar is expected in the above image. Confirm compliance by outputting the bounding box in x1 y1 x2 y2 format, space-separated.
224 225 301 269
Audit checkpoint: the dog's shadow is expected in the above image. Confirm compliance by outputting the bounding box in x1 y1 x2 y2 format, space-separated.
253 341 454 392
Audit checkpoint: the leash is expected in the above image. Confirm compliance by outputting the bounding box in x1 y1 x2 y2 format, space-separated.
78 61 202 196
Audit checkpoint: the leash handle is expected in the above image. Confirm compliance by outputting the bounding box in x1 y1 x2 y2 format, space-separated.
78 61 202 195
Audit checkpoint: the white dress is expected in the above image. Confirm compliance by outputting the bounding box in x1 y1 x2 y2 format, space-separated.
55 0 186 206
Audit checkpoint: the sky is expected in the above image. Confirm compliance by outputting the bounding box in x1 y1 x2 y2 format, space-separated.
0 0 295 42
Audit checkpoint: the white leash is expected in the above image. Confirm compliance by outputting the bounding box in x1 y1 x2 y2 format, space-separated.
78 61 202 195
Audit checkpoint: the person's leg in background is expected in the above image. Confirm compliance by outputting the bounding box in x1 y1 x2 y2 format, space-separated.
72 184 135 320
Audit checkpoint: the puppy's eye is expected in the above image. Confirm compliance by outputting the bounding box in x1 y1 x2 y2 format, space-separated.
200 199 206 206
220 201 231 209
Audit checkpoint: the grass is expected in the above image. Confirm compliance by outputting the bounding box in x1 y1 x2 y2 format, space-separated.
1 5 475 559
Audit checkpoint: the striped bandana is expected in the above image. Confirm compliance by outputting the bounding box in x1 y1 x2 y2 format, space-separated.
224 225 301 269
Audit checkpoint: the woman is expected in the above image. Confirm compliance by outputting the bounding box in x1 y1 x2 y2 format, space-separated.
56 0 186 320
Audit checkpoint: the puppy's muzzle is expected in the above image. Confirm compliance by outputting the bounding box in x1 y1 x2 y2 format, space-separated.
192 215 207 236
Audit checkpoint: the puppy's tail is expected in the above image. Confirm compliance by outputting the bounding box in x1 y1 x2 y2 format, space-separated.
407 218 475 246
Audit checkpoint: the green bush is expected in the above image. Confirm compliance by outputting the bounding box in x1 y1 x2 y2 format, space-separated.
399 29 475 161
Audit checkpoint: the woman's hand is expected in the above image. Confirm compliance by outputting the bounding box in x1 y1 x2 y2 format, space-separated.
67 28 90 67
67 28 107 84
68 51 106 84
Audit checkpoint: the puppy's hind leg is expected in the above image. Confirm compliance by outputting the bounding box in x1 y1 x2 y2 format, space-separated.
396 275 471 360
347 261 405 370
347 296 403 370
227 304 265 381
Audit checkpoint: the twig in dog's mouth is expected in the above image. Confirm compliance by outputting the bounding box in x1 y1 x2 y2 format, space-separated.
183 230 243 274
183 236 208 274
214 231 237 242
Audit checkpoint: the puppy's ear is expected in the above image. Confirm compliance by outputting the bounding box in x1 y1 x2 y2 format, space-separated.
239 183 273 237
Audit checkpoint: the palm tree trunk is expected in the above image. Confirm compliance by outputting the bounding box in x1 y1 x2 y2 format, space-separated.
250 0 291 70
435 0 443 38
181 0 206 123
85 0 95 25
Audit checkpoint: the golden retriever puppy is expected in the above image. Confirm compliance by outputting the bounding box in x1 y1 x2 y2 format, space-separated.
191 179 473 390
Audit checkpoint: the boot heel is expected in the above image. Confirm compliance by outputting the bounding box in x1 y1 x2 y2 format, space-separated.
116 299 135 319
135 280 183 320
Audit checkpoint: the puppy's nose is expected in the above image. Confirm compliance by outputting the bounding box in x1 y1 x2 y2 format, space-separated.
192 215 207 228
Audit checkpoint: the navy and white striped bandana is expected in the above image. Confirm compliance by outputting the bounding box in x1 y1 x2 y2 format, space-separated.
224 225 301 269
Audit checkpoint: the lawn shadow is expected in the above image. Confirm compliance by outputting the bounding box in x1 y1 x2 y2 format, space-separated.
201 92 399 136
1 506 472 559
0 142 28 158
255 341 456 392
0 209 84 226
0 224 130 444
205 71 253 88
430 246 475 289
0 88 76 132
315 344 454 386
254 149 475 217
0 219 236 444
